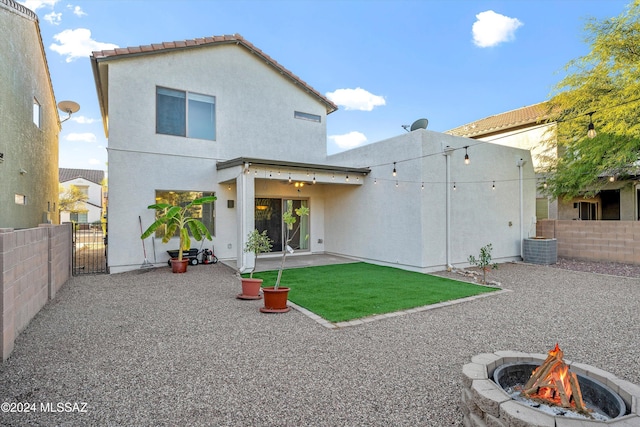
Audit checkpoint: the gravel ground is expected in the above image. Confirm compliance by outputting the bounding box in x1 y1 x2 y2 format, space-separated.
0 261 638 426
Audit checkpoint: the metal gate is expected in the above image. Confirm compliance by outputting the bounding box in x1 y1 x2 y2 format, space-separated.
72 222 108 275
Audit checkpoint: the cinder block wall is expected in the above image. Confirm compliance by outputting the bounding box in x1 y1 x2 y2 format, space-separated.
536 220 640 265
1 224 71 361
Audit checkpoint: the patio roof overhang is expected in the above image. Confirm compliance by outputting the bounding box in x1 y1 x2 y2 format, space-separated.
216 157 370 185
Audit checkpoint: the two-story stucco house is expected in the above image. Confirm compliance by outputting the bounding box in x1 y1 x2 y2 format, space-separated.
447 103 640 221
0 0 60 228
58 168 105 224
91 34 535 274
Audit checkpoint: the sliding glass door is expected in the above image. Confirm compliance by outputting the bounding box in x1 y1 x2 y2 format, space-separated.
254 198 308 253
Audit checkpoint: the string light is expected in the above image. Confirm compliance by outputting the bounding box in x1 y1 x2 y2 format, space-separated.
464 146 470 165
312 173 316 184
587 112 597 139
421 182 424 190
392 162 397 177
288 173 292 183
395 180 399 188
453 182 457 190
374 178 377 184
345 174 349 182
492 181 496 190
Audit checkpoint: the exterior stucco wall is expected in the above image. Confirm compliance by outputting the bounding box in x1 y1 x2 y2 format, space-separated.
325 130 536 272
0 1 59 229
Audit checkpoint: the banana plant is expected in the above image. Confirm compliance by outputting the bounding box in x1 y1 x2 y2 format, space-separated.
141 195 216 261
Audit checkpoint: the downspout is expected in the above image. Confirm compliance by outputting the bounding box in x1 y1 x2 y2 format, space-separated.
517 158 526 259
443 146 454 270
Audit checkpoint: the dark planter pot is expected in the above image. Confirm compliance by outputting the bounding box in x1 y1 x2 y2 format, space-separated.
237 278 263 300
260 287 290 313
170 258 188 273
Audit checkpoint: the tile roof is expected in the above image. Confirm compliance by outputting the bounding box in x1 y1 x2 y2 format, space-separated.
59 168 105 185
445 102 552 138
91 33 338 114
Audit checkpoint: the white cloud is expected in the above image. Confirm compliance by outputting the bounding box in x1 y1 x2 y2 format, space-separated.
50 28 118 62
69 4 86 17
325 87 386 111
329 131 368 150
66 132 97 143
71 116 96 124
18 0 58 11
472 10 523 48
44 11 61 25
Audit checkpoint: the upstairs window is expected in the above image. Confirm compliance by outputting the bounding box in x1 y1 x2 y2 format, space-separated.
33 98 41 128
156 87 216 140
294 111 321 123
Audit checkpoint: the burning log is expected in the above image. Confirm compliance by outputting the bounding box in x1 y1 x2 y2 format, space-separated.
520 343 590 417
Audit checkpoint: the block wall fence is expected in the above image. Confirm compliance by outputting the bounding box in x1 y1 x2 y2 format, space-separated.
536 220 640 265
0 224 71 361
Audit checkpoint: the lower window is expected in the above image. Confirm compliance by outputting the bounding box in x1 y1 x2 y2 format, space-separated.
154 190 215 238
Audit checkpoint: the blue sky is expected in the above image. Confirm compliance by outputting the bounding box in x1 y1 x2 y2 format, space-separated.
21 0 631 171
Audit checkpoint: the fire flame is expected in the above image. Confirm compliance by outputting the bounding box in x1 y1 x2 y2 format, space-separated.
521 344 589 415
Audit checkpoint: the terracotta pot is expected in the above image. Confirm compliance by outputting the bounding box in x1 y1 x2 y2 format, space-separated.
260 287 290 313
170 258 188 273
237 278 263 300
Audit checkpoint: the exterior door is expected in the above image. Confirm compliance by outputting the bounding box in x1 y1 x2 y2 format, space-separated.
254 198 308 252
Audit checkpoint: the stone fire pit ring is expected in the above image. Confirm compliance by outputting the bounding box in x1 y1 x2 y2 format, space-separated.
462 351 640 427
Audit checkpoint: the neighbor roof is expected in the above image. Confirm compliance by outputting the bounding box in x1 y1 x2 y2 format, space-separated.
91 34 338 136
59 168 105 185
446 102 552 138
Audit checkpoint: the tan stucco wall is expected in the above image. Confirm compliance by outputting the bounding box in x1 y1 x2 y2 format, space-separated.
0 1 59 228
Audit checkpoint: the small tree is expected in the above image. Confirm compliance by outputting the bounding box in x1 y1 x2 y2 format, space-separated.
274 205 309 289
58 184 88 223
141 195 216 262
244 229 272 278
468 243 498 284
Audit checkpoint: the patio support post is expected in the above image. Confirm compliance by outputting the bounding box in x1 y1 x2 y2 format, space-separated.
236 163 255 272
517 158 526 259
443 146 454 270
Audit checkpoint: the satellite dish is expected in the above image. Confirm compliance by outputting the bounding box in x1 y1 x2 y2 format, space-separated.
58 100 80 114
410 118 429 131
57 100 80 123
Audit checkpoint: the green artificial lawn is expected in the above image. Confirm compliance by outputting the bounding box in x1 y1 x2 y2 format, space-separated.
247 262 497 323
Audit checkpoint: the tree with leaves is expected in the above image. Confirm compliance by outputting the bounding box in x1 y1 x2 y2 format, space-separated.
543 1 640 199
58 184 89 223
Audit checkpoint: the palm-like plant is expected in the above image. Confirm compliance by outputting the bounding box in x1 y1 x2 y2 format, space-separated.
140 195 216 261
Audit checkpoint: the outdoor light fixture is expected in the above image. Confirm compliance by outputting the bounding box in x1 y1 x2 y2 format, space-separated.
453 182 457 190
345 174 349 182
288 173 292 183
392 162 397 177
587 112 597 139
464 146 470 165
312 173 316 184
609 175 616 182
492 181 496 190
421 182 424 190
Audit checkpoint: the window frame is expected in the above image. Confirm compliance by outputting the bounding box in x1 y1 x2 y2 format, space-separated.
156 86 216 140
33 98 41 128
294 111 321 123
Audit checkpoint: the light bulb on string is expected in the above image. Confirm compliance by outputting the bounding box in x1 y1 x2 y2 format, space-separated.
492 181 496 190
392 162 397 177
464 146 470 165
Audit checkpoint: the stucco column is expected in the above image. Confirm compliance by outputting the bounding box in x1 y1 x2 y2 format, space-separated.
236 164 255 272
443 146 454 269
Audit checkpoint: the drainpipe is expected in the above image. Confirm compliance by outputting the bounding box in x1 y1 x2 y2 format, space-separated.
443 146 454 270
517 158 526 259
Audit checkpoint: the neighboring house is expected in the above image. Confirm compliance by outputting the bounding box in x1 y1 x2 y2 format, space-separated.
446 103 640 221
0 0 60 228
59 168 105 224
91 34 535 274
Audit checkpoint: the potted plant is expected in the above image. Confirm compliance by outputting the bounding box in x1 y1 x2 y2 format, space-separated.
140 195 216 273
260 204 309 313
468 243 498 284
238 229 272 299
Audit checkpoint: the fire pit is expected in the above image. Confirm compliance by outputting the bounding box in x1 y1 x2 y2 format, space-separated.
462 348 640 426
